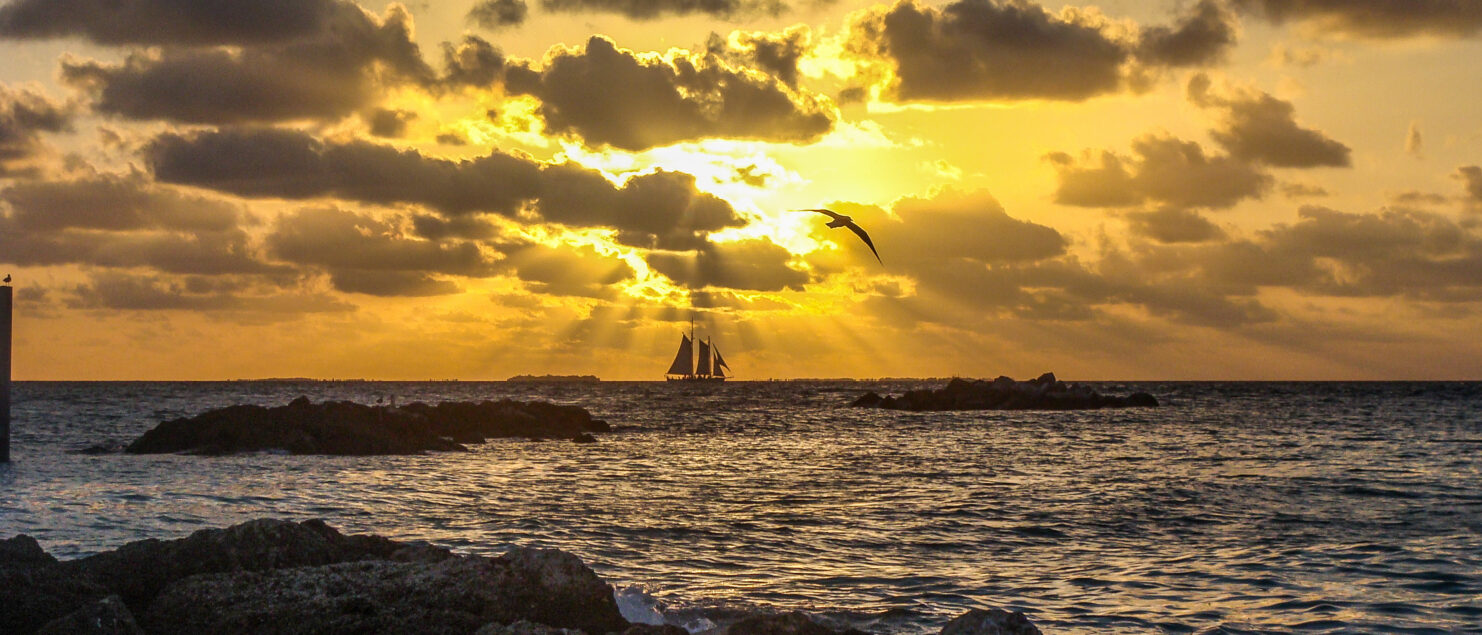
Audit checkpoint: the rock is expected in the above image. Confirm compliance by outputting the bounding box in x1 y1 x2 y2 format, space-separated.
476 620 584 634
0 534 57 570
700 611 862 635
475 620 686 635
34 595 143 635
145 559 498 634
125 397 613 456
65 518 453 614
620 625 690 635
572 433 598 444
143 547 627 635
0 564 113 635
1127 392 1159 407
850 374 1158 412
939 608 1042 635
498 547 630 635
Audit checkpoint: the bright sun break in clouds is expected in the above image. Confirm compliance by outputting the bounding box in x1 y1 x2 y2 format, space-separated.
2 0 1482 380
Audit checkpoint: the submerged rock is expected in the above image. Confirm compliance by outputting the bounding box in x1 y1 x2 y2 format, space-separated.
851 374 1159 412
704 611 873 634
125 397 612 456
939 608 1042 635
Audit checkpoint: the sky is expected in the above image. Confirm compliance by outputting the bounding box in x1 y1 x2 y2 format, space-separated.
1 0 1481 380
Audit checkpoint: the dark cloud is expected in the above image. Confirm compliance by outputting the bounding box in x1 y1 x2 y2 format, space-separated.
1232 0 1482 39
1456 166 1482 205
538 0 786 21
1136 0 1239 67
1046 135 1272 209
0 173 277 275
0 0 344 46
648 238 808 291
502 243 636 297
469 0 529 29
411 214 500 241
0 85 72 176
146 127 543 215
367 108 416 138
1204 206 1482 300
1189 74 1351 168
1281 182 1328 198
803 189 1289 328
441 35 506 87
1126 208 1226 243
710 26 811 88
1405 121 1423 159
146 127 747 247
537 166 746 250
506 35 833 150
266 207 498 281
843 0 1238 104
2 173 242 232
875 189 1067 266
0 217 275 275
328 270 462 297
58 4 434 125
65 271 354 314
844 0 1129 102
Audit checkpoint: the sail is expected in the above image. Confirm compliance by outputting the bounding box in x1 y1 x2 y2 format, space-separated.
666 335 693 376
713 348 730 376
696 339 713 376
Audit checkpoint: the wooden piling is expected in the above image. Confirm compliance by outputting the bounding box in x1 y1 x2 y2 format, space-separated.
1 283 10 463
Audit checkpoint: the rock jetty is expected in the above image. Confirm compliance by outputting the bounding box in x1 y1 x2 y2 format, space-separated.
125 397 611 456
1 519 1043 635
851 373 1158 411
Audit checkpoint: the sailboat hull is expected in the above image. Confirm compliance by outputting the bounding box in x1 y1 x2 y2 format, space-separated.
665 375 726 382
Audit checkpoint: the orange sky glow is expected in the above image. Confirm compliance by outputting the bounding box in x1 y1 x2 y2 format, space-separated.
2 0 1481 380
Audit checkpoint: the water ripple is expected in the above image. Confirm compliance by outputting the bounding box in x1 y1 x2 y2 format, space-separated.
1 380 1479 633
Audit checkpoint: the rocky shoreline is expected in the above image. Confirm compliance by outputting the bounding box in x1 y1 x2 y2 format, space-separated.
851 373 1158 411
1 519 1043 635
124 397 612 456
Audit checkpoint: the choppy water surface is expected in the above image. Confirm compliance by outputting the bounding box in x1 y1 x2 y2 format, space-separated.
2 381 1480 633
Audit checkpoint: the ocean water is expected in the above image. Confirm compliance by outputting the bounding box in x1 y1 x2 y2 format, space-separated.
1 380 1480 634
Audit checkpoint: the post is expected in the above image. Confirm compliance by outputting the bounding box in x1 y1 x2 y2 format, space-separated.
1 283 10 463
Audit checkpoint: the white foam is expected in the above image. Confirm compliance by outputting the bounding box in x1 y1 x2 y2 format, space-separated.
614 585 667 625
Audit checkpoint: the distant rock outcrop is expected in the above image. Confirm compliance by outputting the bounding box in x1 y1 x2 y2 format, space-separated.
507 375 601 383
851 373 1159 411
2 519 1044 635
124 397 612 456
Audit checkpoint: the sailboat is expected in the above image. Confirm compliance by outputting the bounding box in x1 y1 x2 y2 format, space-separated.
665 323 730 382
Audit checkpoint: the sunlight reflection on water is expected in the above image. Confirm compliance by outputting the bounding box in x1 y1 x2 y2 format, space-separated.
2 380 1480 633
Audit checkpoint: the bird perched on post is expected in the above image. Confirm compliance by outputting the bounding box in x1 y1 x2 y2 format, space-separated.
793 209 882 265
2 274 10 283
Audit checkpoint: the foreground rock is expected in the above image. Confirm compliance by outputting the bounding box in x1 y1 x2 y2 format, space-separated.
126 397 612 455
851 373 1158 412
2 519 1045 635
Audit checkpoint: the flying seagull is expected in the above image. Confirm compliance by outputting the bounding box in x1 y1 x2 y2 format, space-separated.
793 209 882 265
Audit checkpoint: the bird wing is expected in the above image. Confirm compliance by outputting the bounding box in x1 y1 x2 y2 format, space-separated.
844 221 883 265
792 208 844 221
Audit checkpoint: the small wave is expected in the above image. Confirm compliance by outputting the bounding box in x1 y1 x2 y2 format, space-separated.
614 585 667 626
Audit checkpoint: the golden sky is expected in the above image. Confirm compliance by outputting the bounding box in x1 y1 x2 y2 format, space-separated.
2 0 1481 380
